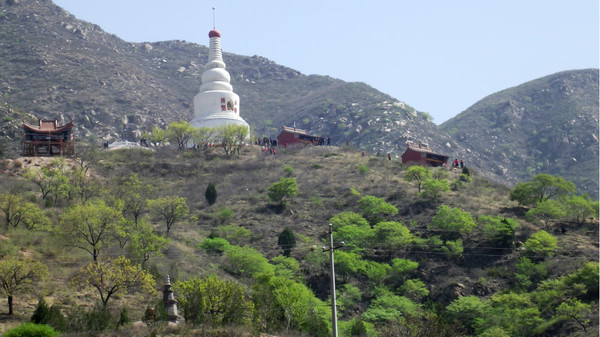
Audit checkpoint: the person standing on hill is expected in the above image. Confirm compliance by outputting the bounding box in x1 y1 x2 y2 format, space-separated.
460 159 464 168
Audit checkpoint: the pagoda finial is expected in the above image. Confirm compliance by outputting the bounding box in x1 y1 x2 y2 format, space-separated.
212 6 216 29
166 275 171 285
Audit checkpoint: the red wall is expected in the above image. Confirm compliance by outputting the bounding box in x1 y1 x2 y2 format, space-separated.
277 131 299 145
401 149 426 165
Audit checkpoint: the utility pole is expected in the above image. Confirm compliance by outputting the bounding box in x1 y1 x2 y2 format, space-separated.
323 223 343 337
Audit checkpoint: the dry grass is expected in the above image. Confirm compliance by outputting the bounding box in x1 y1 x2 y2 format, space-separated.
0 145 597 336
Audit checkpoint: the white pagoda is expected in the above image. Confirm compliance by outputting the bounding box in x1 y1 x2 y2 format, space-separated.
191 29 249 130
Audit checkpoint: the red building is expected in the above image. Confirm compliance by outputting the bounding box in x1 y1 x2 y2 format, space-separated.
276 125 322 146
401 141 448 167
22 119 75 156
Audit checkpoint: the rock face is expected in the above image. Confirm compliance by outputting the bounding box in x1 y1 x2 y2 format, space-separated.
440 69 599 197
0 1 597 196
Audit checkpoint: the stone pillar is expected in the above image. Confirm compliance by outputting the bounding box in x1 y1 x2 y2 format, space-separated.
162 275 180 324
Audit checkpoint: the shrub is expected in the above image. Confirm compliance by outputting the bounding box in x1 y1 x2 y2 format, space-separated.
198 237 231 254
446 295 486 331
268 177 298 206
284 165 294 176
31 297 50 324
419 178 450 201
479 216 519 247
358 164 369 174
523 230 557 260
358 195 398 226
430 205 476 239
4 323 57 337
399 279 429 301
388 258 419 282
215 207 234 225
329 211 369 230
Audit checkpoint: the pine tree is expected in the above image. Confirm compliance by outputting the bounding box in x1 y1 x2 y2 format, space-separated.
278 227 296 257
205 183 217 206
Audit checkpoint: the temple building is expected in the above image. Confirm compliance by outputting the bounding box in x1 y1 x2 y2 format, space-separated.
190 29 249 131
277 125 323 146
400 141 448 167
22 119 75 156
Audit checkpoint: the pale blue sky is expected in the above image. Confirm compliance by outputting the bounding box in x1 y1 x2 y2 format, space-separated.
53 0 599 124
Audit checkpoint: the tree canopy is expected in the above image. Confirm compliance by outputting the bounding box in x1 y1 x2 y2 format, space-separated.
510 174 576 205
0 257 48 315
70 256 155 307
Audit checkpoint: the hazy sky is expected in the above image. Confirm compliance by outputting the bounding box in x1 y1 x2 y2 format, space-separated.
53 0 599 124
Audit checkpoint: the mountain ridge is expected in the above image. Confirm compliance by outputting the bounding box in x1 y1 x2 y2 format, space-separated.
0 0 597 196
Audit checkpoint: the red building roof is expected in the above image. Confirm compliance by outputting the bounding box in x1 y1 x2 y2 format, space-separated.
23 119 74 134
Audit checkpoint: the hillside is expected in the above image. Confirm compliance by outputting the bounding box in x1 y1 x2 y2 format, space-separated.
0 0 463 158
0 146 598 336
440 69 599 198
0 0 598 197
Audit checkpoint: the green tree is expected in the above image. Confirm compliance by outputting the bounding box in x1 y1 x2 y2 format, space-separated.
556 298 592 332
514 257 548 290
337 284 362 313
363 290 421 325
334 250 364 282
399 279 429 302
429 205 476 239
271 255 301 280
479 215 519 247
0 193 50 230
329 211 369 230
166 120 195 150
70 256 155 308
214 124 248 156
0 257 48 315
205 182 217 206
191 126 216 157
268 177 298 207
404 166 431 192
522 230 557 260
419 178 450 201
510 174 576 205
441 238 464 258
116 173 154 224
446 295 486 332
59 200 124 261
388 258 419 283
431 167 450 180
359 261 391 286
333 222 374 251
372 221 413 251
147 196 189 236
149 126 168 146
526 199 566 229
358 195 398 226
564 262 599 300
278 227 296 257
23 167 55 201
128 220 169 268
175 274 252 326
476 292 544 336
564 194 597 224
224 245 274 278
251 274 328 333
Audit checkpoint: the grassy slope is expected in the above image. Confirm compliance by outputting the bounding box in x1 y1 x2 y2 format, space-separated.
0 145 597 335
